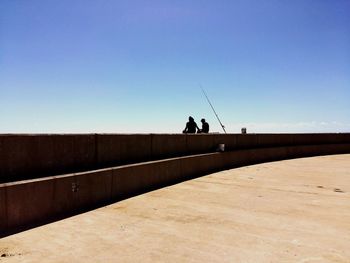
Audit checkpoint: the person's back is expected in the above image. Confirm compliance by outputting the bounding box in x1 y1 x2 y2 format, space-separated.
183 116 199 133
186 121 198 133
200 118 209 133
202 122 209 133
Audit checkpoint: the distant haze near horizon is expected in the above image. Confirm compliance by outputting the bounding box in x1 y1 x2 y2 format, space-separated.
1 0 349 134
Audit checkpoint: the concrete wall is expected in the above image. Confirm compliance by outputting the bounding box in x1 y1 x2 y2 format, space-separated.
1 142 350 237
1 133 350 183
0 135 96 183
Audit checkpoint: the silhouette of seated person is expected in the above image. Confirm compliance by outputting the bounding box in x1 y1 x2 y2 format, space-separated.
199 118 209 133
183 116 200 133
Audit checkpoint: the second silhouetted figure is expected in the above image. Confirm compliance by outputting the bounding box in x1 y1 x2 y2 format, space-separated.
199 118 209 133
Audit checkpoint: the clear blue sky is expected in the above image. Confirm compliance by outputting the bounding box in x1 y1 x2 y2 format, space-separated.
1 0 349 133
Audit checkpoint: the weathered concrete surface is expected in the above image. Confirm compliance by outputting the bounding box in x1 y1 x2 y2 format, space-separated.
96 134 152 167
6 179 55 231
2 133 350 183
1 154 349 262
0 187 6 231
75 168 113 209
151 134 187 158
0 135 96 183
2 144 350 236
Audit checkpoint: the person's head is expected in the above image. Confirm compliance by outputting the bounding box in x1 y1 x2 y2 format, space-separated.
201 118 205 123
189 116 194 122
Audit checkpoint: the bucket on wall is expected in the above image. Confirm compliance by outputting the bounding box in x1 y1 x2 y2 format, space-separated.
217 144 225 152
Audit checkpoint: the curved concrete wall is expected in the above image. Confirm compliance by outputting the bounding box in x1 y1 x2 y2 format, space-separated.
1 133 350 183
1 142 350 237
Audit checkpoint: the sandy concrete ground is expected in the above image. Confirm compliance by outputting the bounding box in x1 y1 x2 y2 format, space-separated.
1 154 350 263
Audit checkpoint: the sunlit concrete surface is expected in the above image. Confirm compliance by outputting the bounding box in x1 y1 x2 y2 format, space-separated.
1 154 350 262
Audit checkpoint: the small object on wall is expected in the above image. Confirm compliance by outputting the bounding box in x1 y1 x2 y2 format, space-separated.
241 128 247 134
72 182 79 193
217 144 225 152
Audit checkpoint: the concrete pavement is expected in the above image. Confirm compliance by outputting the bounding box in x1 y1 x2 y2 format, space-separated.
1 154 349 262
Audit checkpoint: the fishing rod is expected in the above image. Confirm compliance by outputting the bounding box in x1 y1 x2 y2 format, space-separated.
200 86 227 134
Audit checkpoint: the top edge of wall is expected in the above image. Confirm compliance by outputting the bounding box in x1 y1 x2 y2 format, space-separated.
0 132 349 136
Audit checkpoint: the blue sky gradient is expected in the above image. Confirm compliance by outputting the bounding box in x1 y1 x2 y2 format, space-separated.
1 0 349 133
